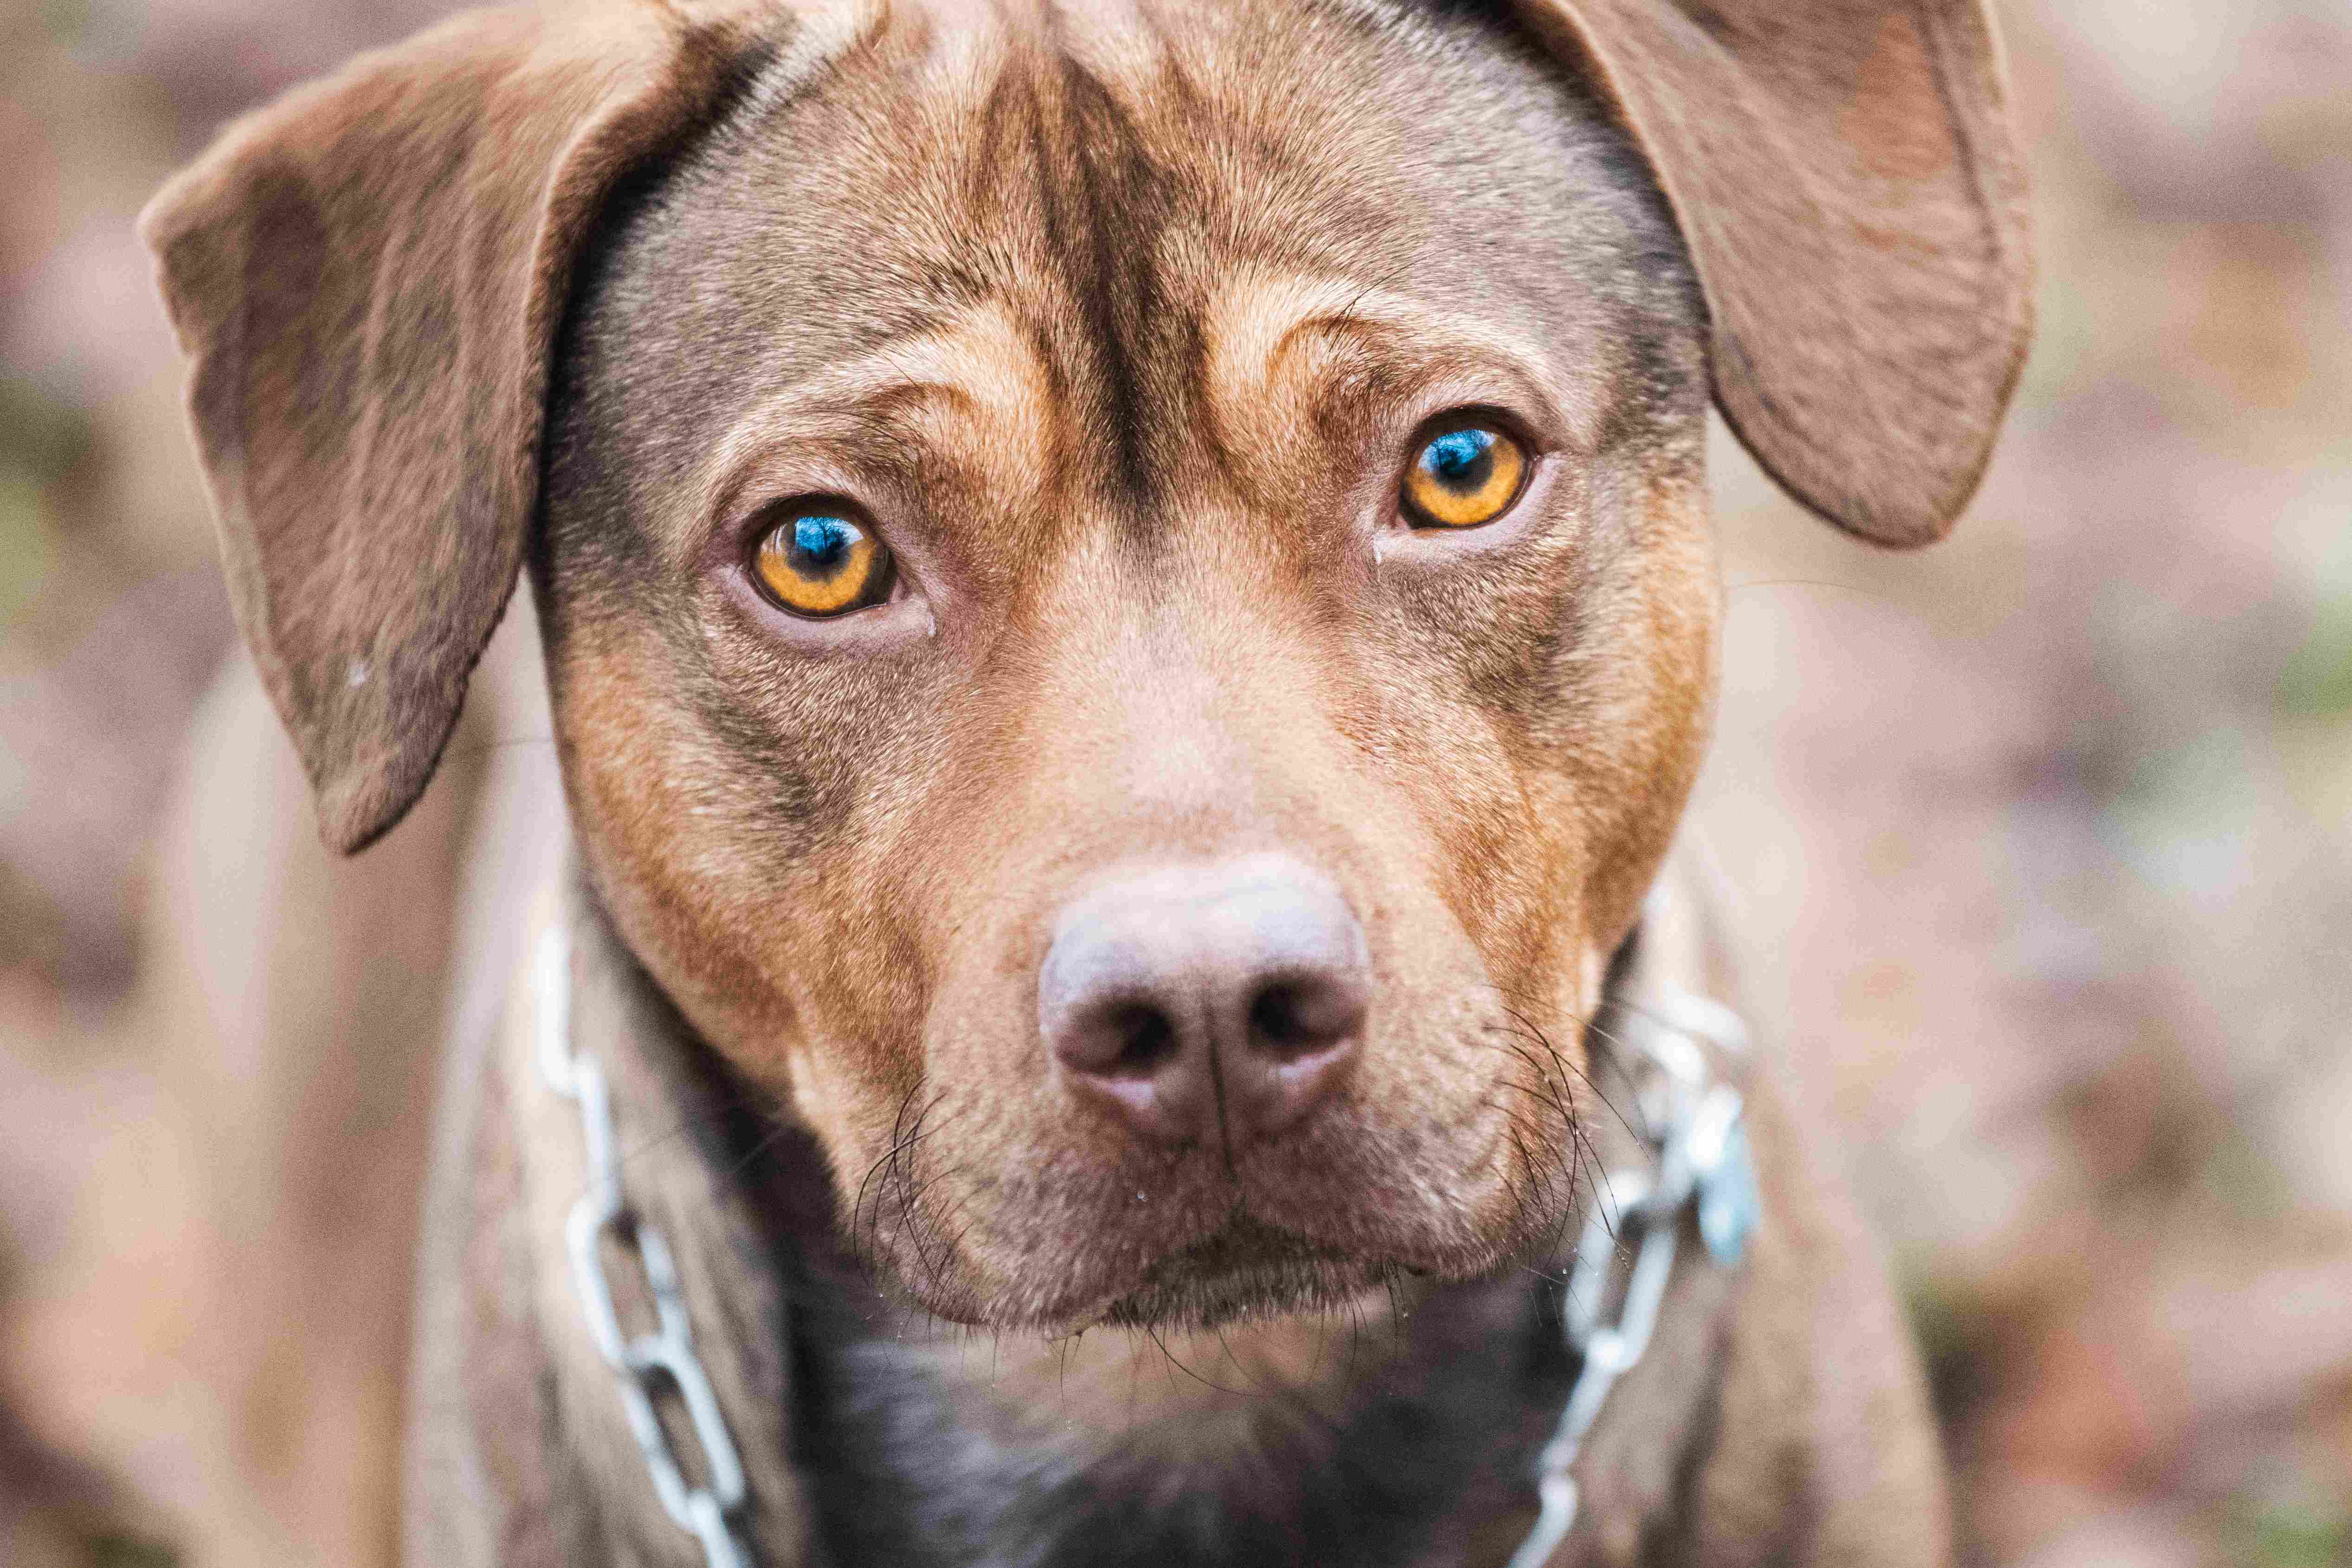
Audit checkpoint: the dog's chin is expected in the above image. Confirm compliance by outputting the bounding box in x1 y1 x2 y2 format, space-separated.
1094 1214 1406 1332
895 1213 1470 1336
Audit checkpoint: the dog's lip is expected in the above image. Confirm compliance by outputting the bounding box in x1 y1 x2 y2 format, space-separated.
1087 1210 1398 1328
889 1142 1557 1331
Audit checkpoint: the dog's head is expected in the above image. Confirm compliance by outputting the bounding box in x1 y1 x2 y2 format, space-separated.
145 0 2028 1331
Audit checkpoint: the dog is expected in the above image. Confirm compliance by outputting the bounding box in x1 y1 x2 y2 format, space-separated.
137 0 2031 1561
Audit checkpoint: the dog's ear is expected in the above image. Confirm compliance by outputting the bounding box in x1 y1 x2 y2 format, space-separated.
141 1 776 852
1511 0 2032 546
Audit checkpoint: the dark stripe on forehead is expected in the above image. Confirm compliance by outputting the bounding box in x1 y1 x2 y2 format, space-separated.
1057 58 1171 508
1013 40 1198 521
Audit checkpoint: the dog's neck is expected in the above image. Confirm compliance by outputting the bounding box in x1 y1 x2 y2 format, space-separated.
429 872 1740 1568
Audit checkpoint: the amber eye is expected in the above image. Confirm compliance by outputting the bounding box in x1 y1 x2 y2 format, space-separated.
1400 422 1529 529
750 506 895 617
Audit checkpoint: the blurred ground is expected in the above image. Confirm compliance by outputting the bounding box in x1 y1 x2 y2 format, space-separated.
2 0 2349 1563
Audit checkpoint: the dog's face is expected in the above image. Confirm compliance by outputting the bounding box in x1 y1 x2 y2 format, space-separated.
539 0 1711 1328
142 0 2030 1331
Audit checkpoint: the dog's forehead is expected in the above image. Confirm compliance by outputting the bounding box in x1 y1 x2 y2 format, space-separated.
693 0 1562 330
567 0 1681 541
825 0 1459 100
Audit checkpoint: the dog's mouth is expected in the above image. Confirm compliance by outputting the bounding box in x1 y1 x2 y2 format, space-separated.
863 1078 1576 1334
1092 1212 1412 1331
871 979 1584 1334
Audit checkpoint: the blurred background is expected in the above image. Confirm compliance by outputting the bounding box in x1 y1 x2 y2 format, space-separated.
1 0 2348 1562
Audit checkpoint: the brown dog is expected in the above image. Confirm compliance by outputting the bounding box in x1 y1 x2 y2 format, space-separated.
138 0 2030 1561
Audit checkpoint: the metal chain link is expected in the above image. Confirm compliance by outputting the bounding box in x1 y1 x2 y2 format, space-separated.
1504 990 1760 1568
533 921 754 1568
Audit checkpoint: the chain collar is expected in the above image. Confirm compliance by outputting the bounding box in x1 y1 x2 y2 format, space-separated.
1505 990 1761 1568
531 916 1759 1568
533 922 755 1568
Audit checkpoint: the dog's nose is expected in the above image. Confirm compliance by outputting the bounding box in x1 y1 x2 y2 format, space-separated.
1039 856 1369 1147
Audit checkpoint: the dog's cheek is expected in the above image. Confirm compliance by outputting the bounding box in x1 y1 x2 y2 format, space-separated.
1362 548 1597 1028
1354 455 1717 1047
539 598 1019 1303
1548 469 1720 957
550 641 791 1038
1271 593 1592 1252
542 610 937 1110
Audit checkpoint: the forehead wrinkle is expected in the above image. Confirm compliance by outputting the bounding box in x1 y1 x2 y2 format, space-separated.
694 301 1061 524
1206 271 1599 449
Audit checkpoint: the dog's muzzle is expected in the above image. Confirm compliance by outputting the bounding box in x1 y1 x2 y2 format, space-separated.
525 897 1759 1568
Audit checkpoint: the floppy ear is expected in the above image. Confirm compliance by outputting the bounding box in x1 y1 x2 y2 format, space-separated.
141 0 779 853
1509 0 2033 545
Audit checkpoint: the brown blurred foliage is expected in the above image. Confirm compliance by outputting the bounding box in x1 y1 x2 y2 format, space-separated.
1 0 2348 1563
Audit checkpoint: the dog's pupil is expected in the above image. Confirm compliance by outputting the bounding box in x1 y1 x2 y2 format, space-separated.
790 515 856 576
1424 428 1495 493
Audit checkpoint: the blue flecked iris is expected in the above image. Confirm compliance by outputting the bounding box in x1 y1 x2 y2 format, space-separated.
1402 421 1527 528
791 514 857 576
1423 427 1497 490
752 506 893 616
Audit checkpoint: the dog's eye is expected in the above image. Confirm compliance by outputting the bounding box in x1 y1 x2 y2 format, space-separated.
1400 422 1529 529
750 507 896 617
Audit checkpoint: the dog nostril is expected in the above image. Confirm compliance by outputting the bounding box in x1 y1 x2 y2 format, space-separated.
1104 1004 1179 1074
1040 856 1370 1144
1247 974 1365 1058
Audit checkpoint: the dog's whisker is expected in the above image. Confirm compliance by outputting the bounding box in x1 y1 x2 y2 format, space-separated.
851 1083 928 1248
1328 252 1421 341
934 1200 989 1275
893 1164 987 1306
856 1088 960 1254
1483 1032 1580 1134
1543 1022 1652 1146
904 1191 963 1299
1141 1323 1256 1400
1462 982 1650 1146
896 1185 954 1288
1469 1026 1585 1232
876 1092 939 1254
878 1106 970 1259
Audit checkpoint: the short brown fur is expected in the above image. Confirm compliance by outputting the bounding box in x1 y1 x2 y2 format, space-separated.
140 0 2029 1560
